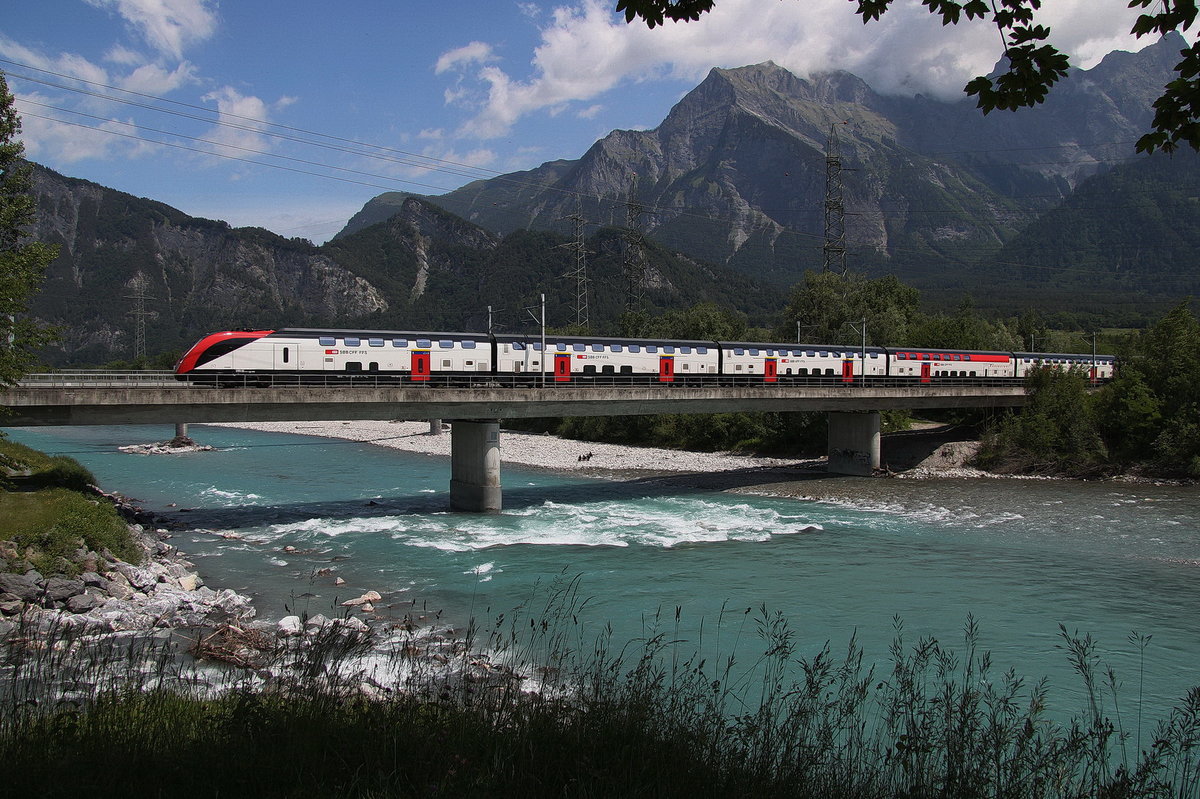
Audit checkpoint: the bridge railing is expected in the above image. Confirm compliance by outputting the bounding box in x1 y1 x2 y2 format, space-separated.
16 371 1033 391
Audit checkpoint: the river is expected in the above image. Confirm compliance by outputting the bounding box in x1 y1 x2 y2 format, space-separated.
4 422 1198 730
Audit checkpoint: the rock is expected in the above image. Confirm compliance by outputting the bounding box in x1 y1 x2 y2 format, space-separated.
363 590 382 602
80 571 109 589
178 574 203 591
43 577 85 603
361 602 375 613
305 614 330 630
277 615 303 636
0 598 23 616
0 573 42 602
334 577 346 586
111 563 158 591
66 593 103 613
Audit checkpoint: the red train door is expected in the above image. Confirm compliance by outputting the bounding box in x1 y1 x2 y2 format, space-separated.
554 352 572 382
841 358 854 384
920 362 931 384
658 356 675 383
764 358 777 383
411 351 431 381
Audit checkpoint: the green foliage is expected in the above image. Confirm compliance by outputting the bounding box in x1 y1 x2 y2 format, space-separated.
0 71 57 385
977 366 1108 475
1093 301 1200 475
0 489 139 574
776 270 920 345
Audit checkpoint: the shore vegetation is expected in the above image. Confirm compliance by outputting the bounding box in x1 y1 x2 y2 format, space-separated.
2 584 1200 797
0 434 140 574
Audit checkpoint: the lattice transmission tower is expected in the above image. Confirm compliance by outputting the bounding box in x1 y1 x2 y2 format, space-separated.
559 212 590 332
125 274 153 362
823 123 848 274
623 201 648 314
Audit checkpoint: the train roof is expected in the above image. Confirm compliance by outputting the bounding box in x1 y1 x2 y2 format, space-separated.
1013 351 1116 359
275 328 487 338
492 333 720 347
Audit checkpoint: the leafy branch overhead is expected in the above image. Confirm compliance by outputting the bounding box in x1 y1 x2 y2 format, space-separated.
615 0 1200 153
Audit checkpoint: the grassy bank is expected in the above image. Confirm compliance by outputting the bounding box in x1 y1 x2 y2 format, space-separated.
0 434 140 574
3 591 1199 798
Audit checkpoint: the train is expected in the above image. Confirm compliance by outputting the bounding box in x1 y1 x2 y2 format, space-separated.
174 327 1117 386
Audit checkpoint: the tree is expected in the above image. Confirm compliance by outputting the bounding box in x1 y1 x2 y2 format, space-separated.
0 70 56 386
776 270 919 346
615 0 1200 153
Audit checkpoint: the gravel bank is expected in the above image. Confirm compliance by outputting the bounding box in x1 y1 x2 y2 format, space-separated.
208 420 809 477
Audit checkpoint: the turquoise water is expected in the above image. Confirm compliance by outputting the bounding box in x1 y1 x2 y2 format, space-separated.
5 423 1199 725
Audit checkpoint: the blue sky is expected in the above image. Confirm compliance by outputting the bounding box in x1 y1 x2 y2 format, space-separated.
2 0 1154 243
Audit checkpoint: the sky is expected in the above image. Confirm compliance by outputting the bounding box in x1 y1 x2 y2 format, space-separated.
1 0 1160 244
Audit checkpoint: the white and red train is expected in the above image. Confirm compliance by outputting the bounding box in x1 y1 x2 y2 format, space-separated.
174 328 1116 386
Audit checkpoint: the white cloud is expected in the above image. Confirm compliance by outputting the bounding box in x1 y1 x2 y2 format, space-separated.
435 41 497 75
199 86 274 160
119 61 196 94
83 0 218 61
443 0 1151 139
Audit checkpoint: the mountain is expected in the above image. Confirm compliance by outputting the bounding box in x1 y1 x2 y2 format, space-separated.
28 165 387 365
25 167 774 366
340 35 1190 295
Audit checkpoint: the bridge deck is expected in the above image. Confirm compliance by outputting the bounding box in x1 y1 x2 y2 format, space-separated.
1 373 1026 426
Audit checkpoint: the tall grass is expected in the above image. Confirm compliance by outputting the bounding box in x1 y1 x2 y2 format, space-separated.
2 584 1199 797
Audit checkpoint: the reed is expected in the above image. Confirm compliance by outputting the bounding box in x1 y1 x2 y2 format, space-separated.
2 587 1198 797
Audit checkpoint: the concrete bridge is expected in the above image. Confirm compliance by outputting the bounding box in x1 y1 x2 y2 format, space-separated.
1 372 1026 512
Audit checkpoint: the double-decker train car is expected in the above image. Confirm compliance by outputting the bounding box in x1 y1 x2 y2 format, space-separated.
174 327 1116 386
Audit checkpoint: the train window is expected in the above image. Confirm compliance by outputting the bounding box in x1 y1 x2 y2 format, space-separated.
952 355 960 361
680 346 691 354
602 365 614 374
628 345 640 353
511 342 525 350
735 364 743 371
898 353 907 360
583 365 596 374
612 345 623 352
392 339 408 348
818 351 828 357
574 344 586 352
681 363 689 371
663 346 675 354
369 338 384 347
319 337 335 347
963 355 971 361
282 347 290 363
825 368 835 376
369 362 379 371
697 347 707 354
870 352 879 358
798 368 808 376
750 349 759 356
440 340 454 349
592 344 604 352
344 337 361 347
417 339 431 348
620 365 633 374
346 362 362 372
465 361 474 367
462 341 477 349
734 348 745 356
532 343 543 351
646 346 658 353
806 351 816 357
442 359 451 368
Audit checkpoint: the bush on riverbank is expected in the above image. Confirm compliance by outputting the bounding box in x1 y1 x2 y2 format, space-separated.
0 435 140 574
3 593 1199 798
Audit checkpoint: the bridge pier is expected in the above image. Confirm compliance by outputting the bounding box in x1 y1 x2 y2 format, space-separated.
827 411 880 476
449 420 502 513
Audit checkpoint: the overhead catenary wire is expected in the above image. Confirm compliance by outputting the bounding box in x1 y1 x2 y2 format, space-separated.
4 58 1196 284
